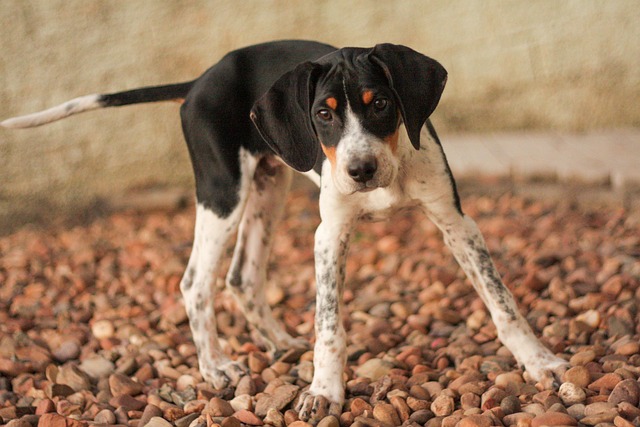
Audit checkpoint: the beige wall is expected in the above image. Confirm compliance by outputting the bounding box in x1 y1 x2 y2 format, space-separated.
1 1 638 231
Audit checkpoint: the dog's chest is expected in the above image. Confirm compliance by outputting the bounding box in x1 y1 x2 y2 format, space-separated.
355 182 420 222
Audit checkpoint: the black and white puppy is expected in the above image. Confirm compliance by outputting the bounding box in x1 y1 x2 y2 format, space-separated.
1 40 568 421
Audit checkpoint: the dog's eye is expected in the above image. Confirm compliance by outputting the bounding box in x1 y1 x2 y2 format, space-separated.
316 109 333 121
373 98 388 111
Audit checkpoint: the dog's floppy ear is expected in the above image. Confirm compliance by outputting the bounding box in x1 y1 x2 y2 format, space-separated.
368 43 447 150
250 62 323 172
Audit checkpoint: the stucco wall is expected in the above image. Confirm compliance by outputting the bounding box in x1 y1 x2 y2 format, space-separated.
1 1 638 231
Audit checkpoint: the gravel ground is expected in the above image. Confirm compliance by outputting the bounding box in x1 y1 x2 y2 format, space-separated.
0 190 639 427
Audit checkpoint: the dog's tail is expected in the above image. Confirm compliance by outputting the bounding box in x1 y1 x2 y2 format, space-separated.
0 81 194 129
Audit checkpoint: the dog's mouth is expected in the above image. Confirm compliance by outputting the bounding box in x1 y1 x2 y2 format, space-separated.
352 180 387 194
356 186 377 193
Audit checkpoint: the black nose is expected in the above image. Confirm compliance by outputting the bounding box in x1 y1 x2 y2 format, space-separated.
348 157 378 183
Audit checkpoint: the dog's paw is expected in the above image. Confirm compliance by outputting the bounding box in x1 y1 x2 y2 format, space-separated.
295 390 342 425
201 359 248 389
523 354 569 389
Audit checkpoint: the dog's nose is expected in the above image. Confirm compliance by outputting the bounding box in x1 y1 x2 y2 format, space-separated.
348 157 377 183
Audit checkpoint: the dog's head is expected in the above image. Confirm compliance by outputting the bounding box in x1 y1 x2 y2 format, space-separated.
250 43 447 195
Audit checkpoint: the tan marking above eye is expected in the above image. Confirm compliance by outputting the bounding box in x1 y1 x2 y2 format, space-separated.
362 90 374 105
326 97 338 110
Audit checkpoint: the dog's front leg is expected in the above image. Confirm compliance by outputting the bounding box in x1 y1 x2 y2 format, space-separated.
407 131 569 387
424 201 569 387
296 194 354 422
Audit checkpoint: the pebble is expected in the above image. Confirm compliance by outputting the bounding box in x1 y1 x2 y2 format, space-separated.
116 355 138 375
458 414 493 427
36 399 56 415
316 416 339 427
618 402 640 419
523 403 545 417
248 352 269 374
5 419 32 427
110 394 146 410
38 413 86 427
351 398 373 417
584 402 618 420
234 376 256 397
531 412 577 427
608 378 640 406
78 355 115 380
46 383 74 398
176 374 197 391
562 365 591 388
94 409 117 424
139 404 164 426
615 342 640 356
295 361 315 383
614 415 635 427
575 310 601 328
503 412 534 426
500 395 521 415
581 412 618 425
175 413 200 427
145 416 174 427
264 408 285 427
233 409 263 425
206 398 235 417
460 393 480 410
91 320 115 340
558 382 586 405
373 403 400 425
109 373 144 396
431 395 455 417
55 364 91 392
229 394 252 412
588 373 622 392
566 403 585 419
254 383 299 416
410 409 434 425
569 349 596 366
494 372 523 388
354 358 393 381
52 341 81 363
221 416 242 427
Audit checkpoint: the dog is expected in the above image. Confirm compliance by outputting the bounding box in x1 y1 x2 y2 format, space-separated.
2 40 568 422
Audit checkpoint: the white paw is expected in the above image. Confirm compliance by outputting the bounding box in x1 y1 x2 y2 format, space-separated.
522 352 569 389
295 390 343 424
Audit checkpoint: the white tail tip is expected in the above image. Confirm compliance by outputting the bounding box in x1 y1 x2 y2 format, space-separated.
1 94 103 129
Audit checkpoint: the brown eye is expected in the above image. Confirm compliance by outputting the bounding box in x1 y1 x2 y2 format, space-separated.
373 98 388 111
317 109 332 121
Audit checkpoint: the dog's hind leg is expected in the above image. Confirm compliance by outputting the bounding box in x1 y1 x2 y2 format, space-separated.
179 100 259 388
181 201 251 388
225 156 309 354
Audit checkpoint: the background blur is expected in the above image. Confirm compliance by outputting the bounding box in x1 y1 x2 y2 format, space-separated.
1 1 639 231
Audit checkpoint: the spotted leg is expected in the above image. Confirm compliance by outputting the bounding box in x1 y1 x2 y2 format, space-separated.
225 157 308 354
409 138 568 388
432 208 568 386
180 203 249 388
296 187 354 423
179 142 259 388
